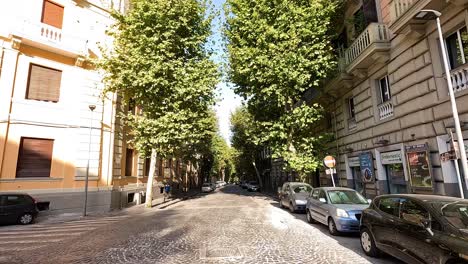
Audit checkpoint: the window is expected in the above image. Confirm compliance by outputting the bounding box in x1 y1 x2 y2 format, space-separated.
348 98 356 119
378 197 400 217
319 190 328 202
292 184 312 193
352 0 378 38
5 195 27 206
26 64 62 102
144 158 151 177
125 148 134 176
41 0 64 29
446 26 468 69
378 76 391 103
16 137 54 178
400 199 429 226
328 190 368 204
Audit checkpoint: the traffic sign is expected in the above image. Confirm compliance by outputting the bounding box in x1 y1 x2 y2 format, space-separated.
323 156 336 168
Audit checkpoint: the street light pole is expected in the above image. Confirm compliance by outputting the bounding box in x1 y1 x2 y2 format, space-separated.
417 10 468 197
83 104 96 217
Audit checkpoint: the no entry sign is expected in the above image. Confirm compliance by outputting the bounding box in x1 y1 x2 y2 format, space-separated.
323 156 336 168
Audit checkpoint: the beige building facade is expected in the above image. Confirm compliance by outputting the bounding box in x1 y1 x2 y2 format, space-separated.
313 0 468 198
0 0 129 213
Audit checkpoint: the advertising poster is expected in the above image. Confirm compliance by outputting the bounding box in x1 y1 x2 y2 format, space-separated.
359 152 375 183
405 144 433 189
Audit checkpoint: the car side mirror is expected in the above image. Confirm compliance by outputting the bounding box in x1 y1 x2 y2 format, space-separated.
319 198 327 203
367 199 372 204
420 219 434 236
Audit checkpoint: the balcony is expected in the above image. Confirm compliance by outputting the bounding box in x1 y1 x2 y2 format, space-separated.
450 64 468 94
378 101 394 120
342 23 391 76
8 19 88 58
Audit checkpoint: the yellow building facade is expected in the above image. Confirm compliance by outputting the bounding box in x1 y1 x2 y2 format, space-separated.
0 0 128 213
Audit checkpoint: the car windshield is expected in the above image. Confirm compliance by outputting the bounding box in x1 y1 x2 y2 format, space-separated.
327 190 368 204
292 185 312 193
437 201 468 230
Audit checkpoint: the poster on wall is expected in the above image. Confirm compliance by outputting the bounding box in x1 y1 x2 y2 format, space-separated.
405 144 433 189
359 152 375 183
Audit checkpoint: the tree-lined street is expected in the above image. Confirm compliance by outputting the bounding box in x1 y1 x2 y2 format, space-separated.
1 186 399 264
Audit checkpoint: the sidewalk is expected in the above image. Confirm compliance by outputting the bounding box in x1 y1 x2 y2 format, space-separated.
33 189 200 225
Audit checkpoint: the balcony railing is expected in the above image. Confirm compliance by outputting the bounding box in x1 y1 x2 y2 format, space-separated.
10 19 88 56
450 64 468 93
343 23 390 70
393 0 418 21
378 101 394 120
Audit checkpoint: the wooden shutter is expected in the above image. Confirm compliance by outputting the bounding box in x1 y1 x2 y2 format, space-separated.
362 0 378 25
41 0 64 29
16 138 54 178
27 64 62 102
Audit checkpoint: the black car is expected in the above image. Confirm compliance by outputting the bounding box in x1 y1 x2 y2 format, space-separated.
0 193 39 225
359 194 468 264
247 181 260 192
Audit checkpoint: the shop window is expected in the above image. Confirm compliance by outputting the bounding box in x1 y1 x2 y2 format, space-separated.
445 26 468 69
378 76 391 103
41 0 64 29
386 163 407 194
26 64 62 102
125 148 134 176
16 137 54 178
352 167 365 196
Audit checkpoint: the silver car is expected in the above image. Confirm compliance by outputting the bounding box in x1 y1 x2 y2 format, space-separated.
279 182 313 213
306 187 371 235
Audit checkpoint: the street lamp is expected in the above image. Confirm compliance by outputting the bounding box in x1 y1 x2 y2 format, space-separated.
83 104 96 216
415 9 468 197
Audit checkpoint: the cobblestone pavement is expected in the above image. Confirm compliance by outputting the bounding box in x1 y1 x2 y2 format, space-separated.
1 185 401 264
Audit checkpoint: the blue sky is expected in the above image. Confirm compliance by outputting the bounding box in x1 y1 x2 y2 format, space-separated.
211 0 242 145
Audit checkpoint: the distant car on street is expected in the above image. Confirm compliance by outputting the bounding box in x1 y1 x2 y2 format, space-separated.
247 181 259 192
279 182 313 213
202 183 213 193
0 193 45 225
360 194 468 264
306 187 370 235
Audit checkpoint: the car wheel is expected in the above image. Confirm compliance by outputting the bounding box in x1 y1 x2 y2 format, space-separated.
306 209 316 224
328 218 339 236
18 213 34 225
289 202 295 213
360 228 380 257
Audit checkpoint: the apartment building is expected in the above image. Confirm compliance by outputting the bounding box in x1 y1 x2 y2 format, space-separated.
0 0 129 213
308 0 468 198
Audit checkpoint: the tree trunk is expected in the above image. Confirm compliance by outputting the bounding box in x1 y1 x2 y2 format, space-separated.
145 148 158 208
252 161 263 189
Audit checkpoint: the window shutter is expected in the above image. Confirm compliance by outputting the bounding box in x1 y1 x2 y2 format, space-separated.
27 64 62 102
42 0 64 29
16 138 54 178
362 0 378 25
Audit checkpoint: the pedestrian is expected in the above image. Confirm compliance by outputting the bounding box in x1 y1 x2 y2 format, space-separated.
164 183 171 202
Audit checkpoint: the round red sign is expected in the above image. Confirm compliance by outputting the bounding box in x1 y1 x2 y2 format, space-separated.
323 156 336 168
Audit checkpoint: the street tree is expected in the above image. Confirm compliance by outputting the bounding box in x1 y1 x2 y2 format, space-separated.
225 0 339 179
99 0 219 207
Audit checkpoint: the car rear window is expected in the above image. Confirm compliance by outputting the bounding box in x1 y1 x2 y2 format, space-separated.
292 185 312 193
378 197 400 217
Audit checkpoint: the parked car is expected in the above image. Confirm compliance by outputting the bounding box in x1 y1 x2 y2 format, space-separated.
360 194 468 264
202 183 213 193
306 187 370 235
0 193 43 225
240 181 248 189
210 183 216 191
279 182 313 213
247 181 259 192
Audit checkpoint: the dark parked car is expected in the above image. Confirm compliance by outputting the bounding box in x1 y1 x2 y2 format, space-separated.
360 194 468 264
0 193 41 225
247 181 259 192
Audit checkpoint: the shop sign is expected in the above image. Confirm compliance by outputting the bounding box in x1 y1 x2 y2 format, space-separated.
359 152 375 183
381 151 402 165
348 157 360 167
405 144 433 189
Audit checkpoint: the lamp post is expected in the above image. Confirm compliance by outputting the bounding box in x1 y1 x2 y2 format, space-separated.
83 104 96 217
415 10 468 197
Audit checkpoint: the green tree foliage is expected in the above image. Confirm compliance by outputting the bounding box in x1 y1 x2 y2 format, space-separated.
225 0 339 178
98 0 219 207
